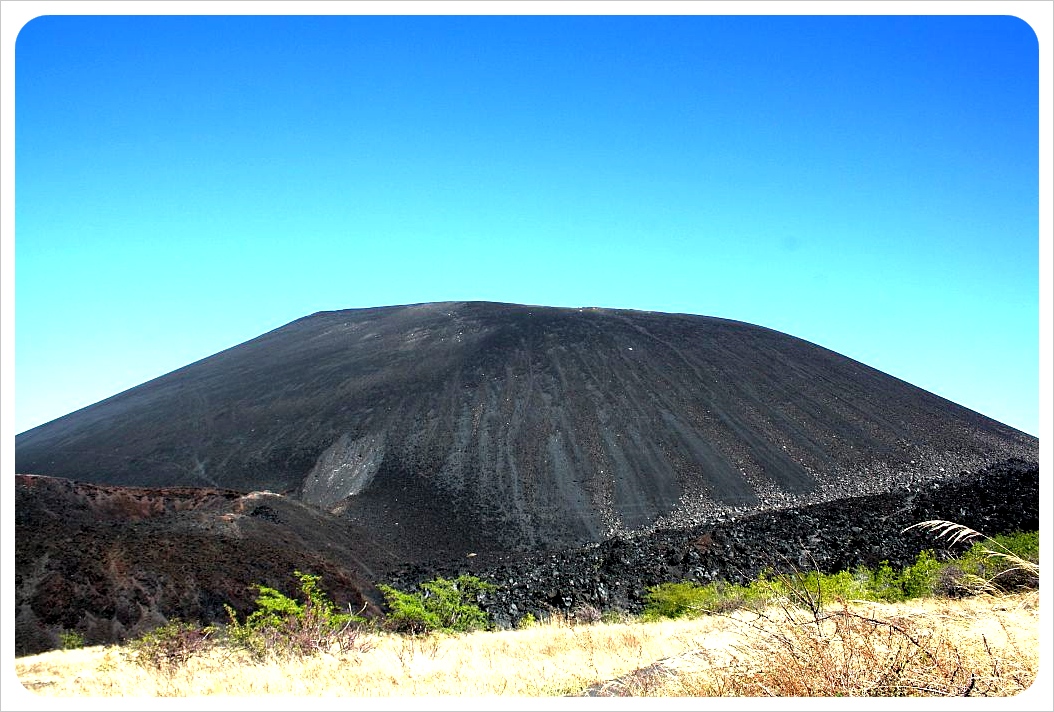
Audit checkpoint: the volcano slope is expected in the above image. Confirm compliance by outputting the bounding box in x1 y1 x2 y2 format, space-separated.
16 301 1037 565
13 302 1040 654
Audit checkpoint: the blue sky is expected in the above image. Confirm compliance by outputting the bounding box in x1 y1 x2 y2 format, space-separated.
9 10 1045 437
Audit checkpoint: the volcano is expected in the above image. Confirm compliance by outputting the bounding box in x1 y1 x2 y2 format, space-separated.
15 301 1037 563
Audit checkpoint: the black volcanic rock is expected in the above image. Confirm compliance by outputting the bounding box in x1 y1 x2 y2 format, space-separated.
418 458 1040 628
16 301 1038 563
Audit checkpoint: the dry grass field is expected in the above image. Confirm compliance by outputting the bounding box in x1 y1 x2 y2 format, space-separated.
11 590 1041 706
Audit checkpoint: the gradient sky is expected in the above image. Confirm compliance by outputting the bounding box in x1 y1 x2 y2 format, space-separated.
10 10 1044 437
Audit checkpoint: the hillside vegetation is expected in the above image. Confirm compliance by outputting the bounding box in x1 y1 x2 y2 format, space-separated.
14 592 1040 698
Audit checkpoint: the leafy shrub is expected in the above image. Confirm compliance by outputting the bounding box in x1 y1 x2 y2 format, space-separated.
59 629 84 651
224 570 370 659
641 540 1020 621
856 552 942 603
642 581 704 620
973 530 1040 591
899 549 942 599
994 530 1040 561
516 612 538 629
762 568 871 607
866 560 906 602
955 531 1039 589
711 579 773 612
643 579 772 620
378 575 495 634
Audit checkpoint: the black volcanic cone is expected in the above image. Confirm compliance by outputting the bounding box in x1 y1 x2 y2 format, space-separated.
15 301 1037 562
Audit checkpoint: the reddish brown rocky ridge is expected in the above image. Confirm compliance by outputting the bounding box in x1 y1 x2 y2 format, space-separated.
14 474 389 655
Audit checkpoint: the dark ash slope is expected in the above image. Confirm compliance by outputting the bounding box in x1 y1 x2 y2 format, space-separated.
15 301 1037 560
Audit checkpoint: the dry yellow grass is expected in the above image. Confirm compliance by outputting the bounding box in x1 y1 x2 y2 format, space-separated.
11 591 1042 704
14 615 734 698
627 592 1042 698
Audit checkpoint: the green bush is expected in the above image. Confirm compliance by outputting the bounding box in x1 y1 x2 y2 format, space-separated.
900 549 942 599
641 541 1019 621
378 575 495 634
642 581 704 620
761 568 872 608
865 560 906 602
516 612 538 629
995 530 1040 561
861 551 952 601
224 570 370 659
643 579 772 620
59 629 85 651
126 571 370 669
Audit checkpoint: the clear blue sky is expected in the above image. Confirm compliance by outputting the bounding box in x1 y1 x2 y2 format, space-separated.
10 11 1044 437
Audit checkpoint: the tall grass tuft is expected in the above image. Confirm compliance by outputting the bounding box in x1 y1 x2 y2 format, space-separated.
902 520 1039 594
646 595 1039 697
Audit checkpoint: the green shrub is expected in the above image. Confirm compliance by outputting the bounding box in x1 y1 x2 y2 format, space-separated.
850 551 941 602
376 584 439 634
712 579 773 612
865 560 907 602
58 629 84 651
899 549 942 599
378 575 495 634
224 570 370 659
642 581 704 620
643 548 962 622
994 530 1040 562
643 579 772 620
761 568 871 608
516 612 538 628
904 521 1040 596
